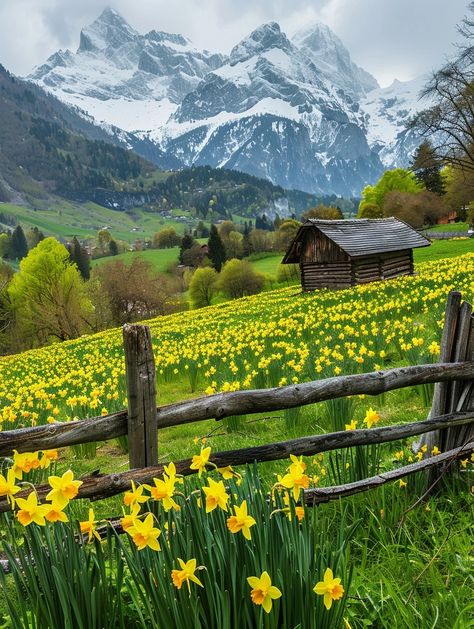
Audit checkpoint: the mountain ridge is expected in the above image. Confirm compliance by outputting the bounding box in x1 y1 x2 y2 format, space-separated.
28 8 426 196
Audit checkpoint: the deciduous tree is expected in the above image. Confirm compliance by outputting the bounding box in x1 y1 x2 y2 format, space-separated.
153 227 182 249
8 238 92 346
92 257 183 325
302 205 343 220
218 259 265 300
189 267 218 308
358 169 423 217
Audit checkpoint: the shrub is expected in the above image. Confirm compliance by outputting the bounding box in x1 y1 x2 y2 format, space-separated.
218 259 265 299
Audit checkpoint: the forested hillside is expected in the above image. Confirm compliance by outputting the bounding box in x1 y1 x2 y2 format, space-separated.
0 64 335 220
0 64 156 200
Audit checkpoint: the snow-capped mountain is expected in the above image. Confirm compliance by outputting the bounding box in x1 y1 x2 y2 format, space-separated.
361 76 428 168
292 23 378 99
28 8 428 196
155 22 383 195
30 8 224 132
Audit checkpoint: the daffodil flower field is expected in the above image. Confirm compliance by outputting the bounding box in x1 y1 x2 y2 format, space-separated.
1 254 473 434
0 253 473 628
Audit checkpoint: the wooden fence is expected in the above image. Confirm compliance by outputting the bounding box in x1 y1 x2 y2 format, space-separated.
0 291 473 514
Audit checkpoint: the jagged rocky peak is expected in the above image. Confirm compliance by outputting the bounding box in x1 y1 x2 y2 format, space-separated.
292 22 379 97
229 22 292 65
293 22 344 56
145 30 191 48
78 7 139 53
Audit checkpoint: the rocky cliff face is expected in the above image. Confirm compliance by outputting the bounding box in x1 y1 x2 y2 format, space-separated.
29 9 427 196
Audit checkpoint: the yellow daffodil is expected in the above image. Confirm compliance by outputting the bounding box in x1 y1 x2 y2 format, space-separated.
0 469 21 506
218 465 240 480
80 508 101 542
313 568 344 610
127 513 161 551
247 571 282 613
46 470 83 509
288 454 306 475
190 446 211 477
203 478 229 512
363 407 380 429
277 470 310 501
282 494 305 522
12 450 41 479
44 503 69 523
171 558 204 591
227 500 256 539
123 480 148 507
39 449 59 468
345 419 357 431
144 476 180 512
120 503 141 531
15 492 48 526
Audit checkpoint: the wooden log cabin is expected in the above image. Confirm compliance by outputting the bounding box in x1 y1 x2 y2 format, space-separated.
282 218 431 291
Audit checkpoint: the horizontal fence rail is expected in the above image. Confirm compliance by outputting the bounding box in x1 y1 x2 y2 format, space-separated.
303 439 474 505
1 410 473 512
1 361 473 458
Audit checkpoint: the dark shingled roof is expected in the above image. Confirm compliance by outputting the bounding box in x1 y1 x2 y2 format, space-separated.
282 217 431 263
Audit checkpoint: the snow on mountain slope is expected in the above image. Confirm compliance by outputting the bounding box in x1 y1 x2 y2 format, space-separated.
28 9 427 195
361 76 427 167
152 22 382 195
292 22 379 99
29 7 225 132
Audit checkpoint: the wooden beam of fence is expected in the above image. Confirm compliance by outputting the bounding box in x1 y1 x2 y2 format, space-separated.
123 324 158 468
304 440 474 505
1 410 473 512
1 362 473 458
155 362 474 427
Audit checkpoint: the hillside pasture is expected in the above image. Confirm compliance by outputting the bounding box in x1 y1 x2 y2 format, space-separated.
0 253 473 628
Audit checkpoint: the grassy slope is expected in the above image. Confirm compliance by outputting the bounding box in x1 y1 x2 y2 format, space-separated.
91 246 181 270
426 222 469 232
0 202 187 243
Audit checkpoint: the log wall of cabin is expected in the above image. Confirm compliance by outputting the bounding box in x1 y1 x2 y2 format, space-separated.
380 250 412 279
301 262 352 290
301 229 352 290
352 256 381 284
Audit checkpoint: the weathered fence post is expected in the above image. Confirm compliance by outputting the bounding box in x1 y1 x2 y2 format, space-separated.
420 291 474 483
123 324 158 469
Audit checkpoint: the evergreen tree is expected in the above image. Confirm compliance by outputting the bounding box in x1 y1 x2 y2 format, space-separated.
207 224 226 272
411 140 445 194
69 236 91 280
109 239 119 256
10 225 28 260
179 234 196 264
27 226 45 249
242 223 252 258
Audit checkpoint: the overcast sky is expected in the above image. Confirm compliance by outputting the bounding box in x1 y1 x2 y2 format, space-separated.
0 0 469 86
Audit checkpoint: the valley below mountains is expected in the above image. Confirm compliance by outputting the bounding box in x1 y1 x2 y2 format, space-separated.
29 8 426 197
